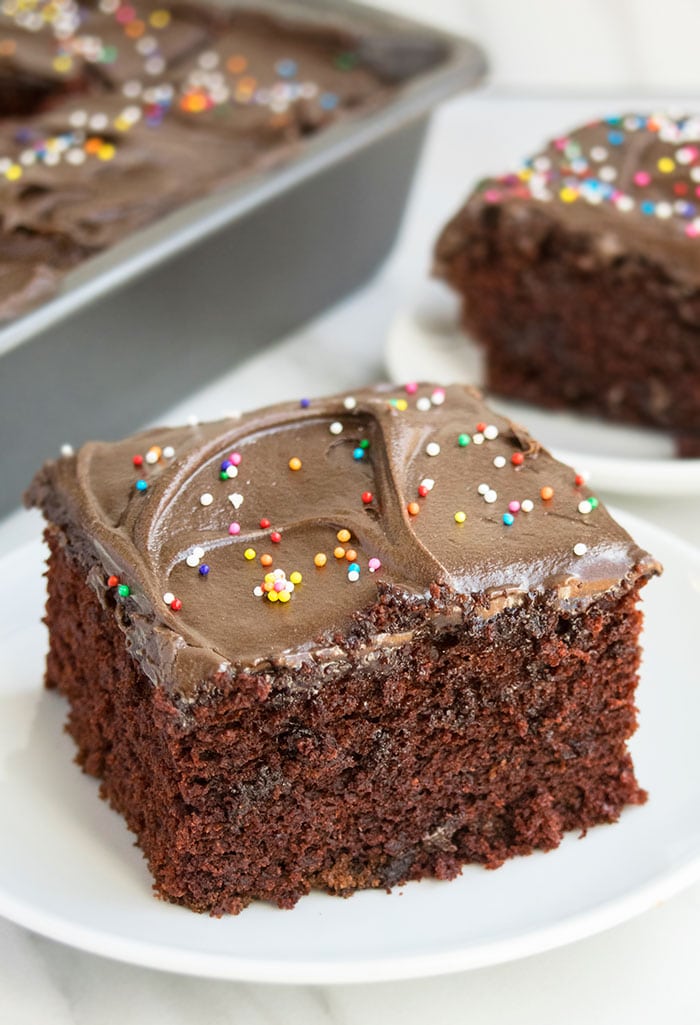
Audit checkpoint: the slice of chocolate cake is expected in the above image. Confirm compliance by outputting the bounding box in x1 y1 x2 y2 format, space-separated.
26 383 660 915
434 113 700 450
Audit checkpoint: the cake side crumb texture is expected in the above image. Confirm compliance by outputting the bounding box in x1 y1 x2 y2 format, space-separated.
27 382 661 913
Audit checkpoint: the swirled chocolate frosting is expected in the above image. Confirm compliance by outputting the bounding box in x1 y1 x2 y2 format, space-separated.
435 113 700 283
27 383 660 698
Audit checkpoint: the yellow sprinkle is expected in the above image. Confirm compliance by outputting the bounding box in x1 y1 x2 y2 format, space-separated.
559 186 578 203
267 590 279 602
454 511 466 524
244 548 256 561
395 398 408 411
313 553 327 568
97 143 116 161
334 546 345 559
114 117 131 132
5 164 22 181
337 528 351 543
52 54 72 74
264 572 275 583
149 8 171 27
518 168 532 181
288 457 302 471
658 157 675 174
290 571 302 584
278 590 291 603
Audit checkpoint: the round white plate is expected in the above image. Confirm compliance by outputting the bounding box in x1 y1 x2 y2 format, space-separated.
1 515 699 984
385 285 700 496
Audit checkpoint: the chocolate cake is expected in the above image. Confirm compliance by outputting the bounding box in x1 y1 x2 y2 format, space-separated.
26 382 660 915
435 113 700 450
0 0 441 320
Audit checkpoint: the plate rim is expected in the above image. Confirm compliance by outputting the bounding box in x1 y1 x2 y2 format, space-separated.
1 510 699 984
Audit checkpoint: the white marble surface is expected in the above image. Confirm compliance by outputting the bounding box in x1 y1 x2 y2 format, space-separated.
374 0 700 94
3 90 700 1021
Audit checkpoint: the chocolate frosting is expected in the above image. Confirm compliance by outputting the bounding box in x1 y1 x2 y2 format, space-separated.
435 113 700 285
0 0 440 319
27 383 660 698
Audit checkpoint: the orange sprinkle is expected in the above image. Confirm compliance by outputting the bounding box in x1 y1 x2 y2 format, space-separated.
260 554 273 567
407 501 420 516
540 485 554 501
84 137 102 155
288 457 302 471
337 528 351 543
313 553 327 568
125 18 145 37
345 549 357 562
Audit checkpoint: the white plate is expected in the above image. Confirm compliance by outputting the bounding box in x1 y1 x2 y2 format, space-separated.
385 285 700 496
1 514 699 984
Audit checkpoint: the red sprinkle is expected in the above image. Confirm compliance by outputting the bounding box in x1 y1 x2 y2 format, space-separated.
107 575 119 588
361 491 373 505
259 518 271 529
418 484 429 498
132 455 143 467
171 598 183 611
270 531 282 543
574 473 585 487
511 452 524 466
476 421 487 433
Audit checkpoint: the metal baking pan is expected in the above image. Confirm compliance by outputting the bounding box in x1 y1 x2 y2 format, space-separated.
0 0 486 517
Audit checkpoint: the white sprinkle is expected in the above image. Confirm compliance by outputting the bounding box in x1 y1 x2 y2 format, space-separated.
329 421 343 435
472 432 485 445
521 499 534 513
348 570 360 582
69 109 88 128
493 455 506 468
186 554 200 567
426 442 441 457
578 500 593 515
285 582 295 593
343 396 357 410
599 165 617 182
163 592 174 605
414 397 429 412
193 547 205 559
590 145 608 162
420 477 435 491
199 493 213 507
656 202 673 219
573 542 588 557
484 424 499 440
226 465 238 478
484 489 498 504
273 569 285 579
187 414 199 426
228 493 244 509
477 483 489 495
89 112 108 131
60 443 74 457
616 196 634 212
691 167 700 183
145 450 159 465
253 586 263 597
66 148 86 166
163 446 175 459
431 389 445 406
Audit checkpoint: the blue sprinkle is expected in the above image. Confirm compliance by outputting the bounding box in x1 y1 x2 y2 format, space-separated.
135 479 148 493
300 397 310 408
608 130 624 146
352 447 364 460
199 564 210 576
503 512 514 526
275 58 298 78
348 562 360 573
221 460 231 471
320 92 339 111
640 200 655 216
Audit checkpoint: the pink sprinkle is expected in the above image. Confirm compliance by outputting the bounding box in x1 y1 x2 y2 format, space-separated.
405 382 418 394
633 171 651 187
686 224 700 238
273 580 286 592
368 557 381 572
228 522 241 535
508 501 520 513
230 452 242 466
483 189 501 204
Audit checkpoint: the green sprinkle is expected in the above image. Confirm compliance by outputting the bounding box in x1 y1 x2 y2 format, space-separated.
458 434 471 447
117 584 131 598
359 438 370 450
590 497 599 508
